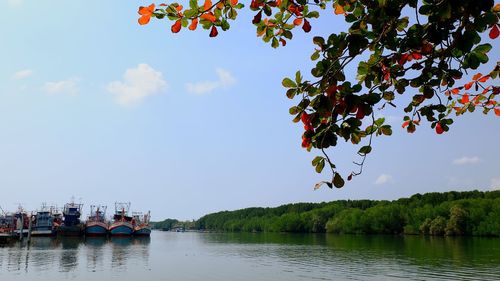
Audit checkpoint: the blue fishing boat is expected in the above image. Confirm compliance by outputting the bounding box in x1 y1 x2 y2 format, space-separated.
31 204 56 236
109 202 133 236
57 201 83 236
133 211 151 236
85 205 108 236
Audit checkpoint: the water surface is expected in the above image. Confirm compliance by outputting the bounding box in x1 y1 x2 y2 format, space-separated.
0 232 498 280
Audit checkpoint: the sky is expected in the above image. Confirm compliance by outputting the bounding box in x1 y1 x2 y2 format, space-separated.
0 0 498 221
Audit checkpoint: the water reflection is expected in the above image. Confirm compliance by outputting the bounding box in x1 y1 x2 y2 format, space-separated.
0 232 498 281
200 233 500 280
0 236 150 276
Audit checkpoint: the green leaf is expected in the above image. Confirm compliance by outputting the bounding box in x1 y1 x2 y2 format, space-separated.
307 11 319 18
333 173 345 188
397 17 409 31
312 156 324 166
295 71 302 84
282 78 296 88
271 37 279 48
474 43 492 54
375 117 385 126
380 125 392 136
311 50 320 61
358 145 372 155
315 159 325 173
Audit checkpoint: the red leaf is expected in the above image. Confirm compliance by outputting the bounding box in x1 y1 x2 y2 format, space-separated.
334 4 345 15
411 52 422 60
188 18 198 30
494 108 500 117
398 54 409 65
293 18 303 26
402 121 410 128
435 123 444 134
478 75 490 83
209 25 218 37
464 82 474 90
451 88 460 95
204 0 212 11
460 94 469 104
171 20 182 33
302 19 311 33
355 106 365 119
252 11 262 24
201 12 216 22
301 112 310 124
489 25 499 39
279 38 287 46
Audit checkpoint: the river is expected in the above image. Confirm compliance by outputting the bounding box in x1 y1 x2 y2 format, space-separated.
0 232 498 280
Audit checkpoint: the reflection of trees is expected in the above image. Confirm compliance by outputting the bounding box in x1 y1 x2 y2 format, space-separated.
199 232 500 279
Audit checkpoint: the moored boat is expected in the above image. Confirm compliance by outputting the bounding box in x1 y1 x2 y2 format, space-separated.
0 212 16 240
133 211 151 236
31 204 56 236
13 207 30 237
85 205 108 236
57 201 83 236
109 202 133 236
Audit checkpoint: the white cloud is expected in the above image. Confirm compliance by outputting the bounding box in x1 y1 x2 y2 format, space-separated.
374 174 393 185
185 68 236 94
491 179 500 190
7 0 23 7
453 156 480 165
107 64 167 106
11 69 33 79
43 78 79 95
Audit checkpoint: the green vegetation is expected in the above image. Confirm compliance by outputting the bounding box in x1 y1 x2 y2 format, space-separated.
152 218 197 231
191 190 499 236
151 218 179 230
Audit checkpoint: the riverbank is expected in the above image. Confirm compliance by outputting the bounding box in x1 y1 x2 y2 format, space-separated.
154 190 499 237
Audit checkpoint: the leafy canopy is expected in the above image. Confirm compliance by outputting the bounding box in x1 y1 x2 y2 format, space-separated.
138 0 500 188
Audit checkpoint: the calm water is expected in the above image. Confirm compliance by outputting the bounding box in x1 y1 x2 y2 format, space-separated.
0 232 498 280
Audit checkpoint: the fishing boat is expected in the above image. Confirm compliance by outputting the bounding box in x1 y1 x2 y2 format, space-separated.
85 205 109 236
31 204 56 236
13 206 30 237
0 211 16 240
57 201 83 236
132 211 151 236
109 202 134 236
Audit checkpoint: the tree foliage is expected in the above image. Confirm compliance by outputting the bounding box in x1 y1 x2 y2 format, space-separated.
192 190 500 236
138 0 500 188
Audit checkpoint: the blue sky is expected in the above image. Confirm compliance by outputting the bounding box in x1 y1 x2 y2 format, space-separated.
0 0 498 220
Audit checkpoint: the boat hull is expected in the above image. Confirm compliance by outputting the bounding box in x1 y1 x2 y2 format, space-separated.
57 225 83 236
109 222 133 236
134 225 151 236
85 222 109 236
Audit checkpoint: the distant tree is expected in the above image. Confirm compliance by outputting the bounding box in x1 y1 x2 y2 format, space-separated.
445 205 468 235
429 216 447 235
138 1 499 188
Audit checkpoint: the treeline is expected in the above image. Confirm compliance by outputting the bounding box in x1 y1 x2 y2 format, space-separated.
151 218 196 230
151 219 178 230
194 190 500 236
